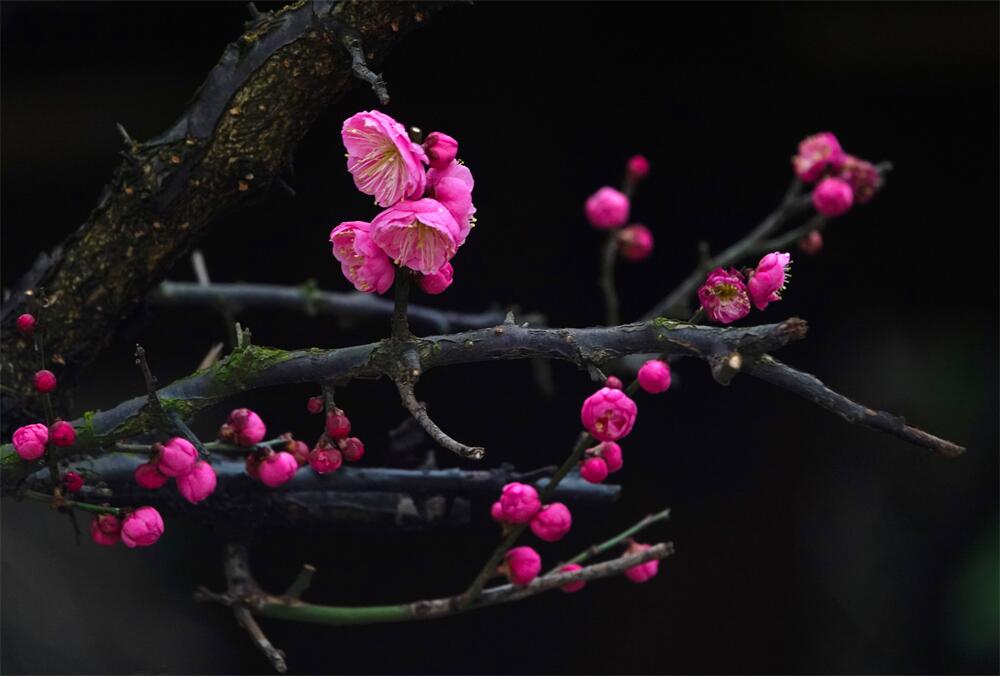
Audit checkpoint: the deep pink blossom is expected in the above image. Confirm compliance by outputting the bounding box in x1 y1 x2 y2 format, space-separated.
529 503 572 542
812 177 854 217
580 457 609 484
156 437 198 478
417 262 454 295
559 563 586 592
426 161 475 241
580 386 638 442
836 154 882 204
121 506 164 548
49 420 77 447
697 268 751 324
12 423 48 461
503 546 541 586
585 187 630 230
90 514 121 546
15 313 36 337
329 220 395 295
370 198 463 275
223 408 267 447
747 251 793 311
342 110 427 207
307 396 325 414
626 154 650 182
498 482 542 524
638 359 671 394
34 369 56 393
798 230 823 255
490 501 507 524
623 541 660 583
325 409 351 439
176 461 217 504
309 447 343 474
618 224 654 261
339 437 365 462
135 462 169 489
259 452 298 487
63 471 84 493
423 131 458 169
792 132 844 182
596 441 623 473
288 440 311 466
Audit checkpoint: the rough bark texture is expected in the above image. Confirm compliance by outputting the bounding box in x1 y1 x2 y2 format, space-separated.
0 0 444 433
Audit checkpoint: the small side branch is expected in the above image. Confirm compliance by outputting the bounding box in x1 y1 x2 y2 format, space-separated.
330 20 390 105
600 234 621 326
561 506 671 567
395 377 485 460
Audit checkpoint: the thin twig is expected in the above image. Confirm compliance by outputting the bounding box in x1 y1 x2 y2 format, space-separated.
561 507 671 567
391 267 412 341
282 564 316 601
395 378 485 460
600 233 621 326
330 20 390 105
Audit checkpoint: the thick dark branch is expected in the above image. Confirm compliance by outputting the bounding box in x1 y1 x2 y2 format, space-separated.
150 281 519 334
0 1 447 430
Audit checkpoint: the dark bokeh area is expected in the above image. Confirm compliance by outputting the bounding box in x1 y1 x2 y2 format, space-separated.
2 2 998 674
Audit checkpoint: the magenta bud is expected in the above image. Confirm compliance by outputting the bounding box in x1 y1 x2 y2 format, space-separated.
596 441 623 473
134 462 169 489
416 262 454 295
579 457 609 484
338 436 364 462
15 313 36 337
33 369 57 393
529 503 572 543
90 514 121 546
288 440 311 466
224 408 267 447
121 506 164 548
423 131 458 169
325 409 351 439
49 420 77 447
259 451 298 487
307 396 325 415
157 437 198 478
626 154 650 182
176 461 217 504
309 447 343 474
63 471 84 493
585 186 630 230
498 482 542 524
623 541 660 583
638 359 671 394
559 563 586 593
812 177 854 217
502 546 542 586
618 224 654 262
12 423 48 461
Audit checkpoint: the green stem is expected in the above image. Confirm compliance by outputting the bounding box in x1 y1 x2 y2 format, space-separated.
599 234 621 326
562 507 671 567
22 489 122 516
115 437 289 455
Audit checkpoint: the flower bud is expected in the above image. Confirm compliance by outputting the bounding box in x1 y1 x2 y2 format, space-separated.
416 262 454 295
423 131 459 169
325 409 351 439
90 514 121 546
625 154 650 182
33 369 57 393
623 541 660 583
498 482 542 523
288 440 311 466
134 462 169 489
309 447 343 474
15 313 36 337
618 224 654 262
502 546 541 586
120 506 164 548
747 251 792 311
338 436 365 462
156 437 198 478
812 177 854 217
259 451 298 487
580 457 609 484
490 501 507 524
798 230 823 256
637 359 671 394
585 187 630 230
12 423 48 461
176 461 217 504
792 132 844 182
836 154 882 204
307 396 325 414
596 441 623 473
559 563 586 593
63 471 84 493
49 420 77 447
580 387 638 442
529 502 572 542
605 376 623 390
222 408 267 447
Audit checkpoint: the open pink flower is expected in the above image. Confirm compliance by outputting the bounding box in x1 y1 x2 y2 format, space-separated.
580 386 638 442
697 268 751 324
177 461 217 504
330 221 395 294
747 251 792 311
585 187 630 229
12 423 48 461
503 546 541 586
371 198 462 275
121 506 164 548
529 503 572 542
426 161 475 243
792 132 844 182
342 110 427 207
90 514 121 546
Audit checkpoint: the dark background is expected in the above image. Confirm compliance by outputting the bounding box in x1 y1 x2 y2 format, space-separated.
2 2 998 674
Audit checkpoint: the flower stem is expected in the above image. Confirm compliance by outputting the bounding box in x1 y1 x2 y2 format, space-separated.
391 266 411 340
21 489 122 516
599 234 621 326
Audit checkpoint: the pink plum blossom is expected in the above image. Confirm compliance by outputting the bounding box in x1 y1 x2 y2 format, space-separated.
325 409 352 439
747 251 793 311
63 471 84 493
49 420 76 447
339 437 365 462
580 386 638 442
330 220 395 295
426 161 475 241
503 546 541 586
812 177 854 217
529 503 572 542
697 268 751 324
836 154 882 204
156 437 198 478
121 507 164 548
176 461 217 504
259 452 298 487
309 447 343 474
90 514 121 546
135 462 169 489
618 224 654 261
638 359 672 394
559 563 586 593
223 408 267 447
15 313 36 337
417 262 454 295
585 186 630 230
423 131 458 169
34 369 56 393
498 482 542 524
799 230 823 255
792 132 844 182
596 441 623 473
370 198 463 275
342 110 427 207
623 541 660 583
580 456 609 484
626 154 650 182
12 423 48 461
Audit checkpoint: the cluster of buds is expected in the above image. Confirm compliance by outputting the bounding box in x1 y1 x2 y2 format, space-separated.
306 400 365 475
90 506 165 549
793 131 883 218
697 250 793 324
134 437 217 504
11 420 77 463
585 155 655 262
331 111 474 296
489 482 573 586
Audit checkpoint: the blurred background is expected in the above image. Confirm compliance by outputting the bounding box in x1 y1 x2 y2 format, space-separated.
2 2 997 673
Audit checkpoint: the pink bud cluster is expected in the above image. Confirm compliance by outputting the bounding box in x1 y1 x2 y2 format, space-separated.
90 506 165 549
333 111 473 296
586 155 656 262
697 250 793 324
11 420 77 462
488 482 573 586
134 436 217 505
792 132 882 217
